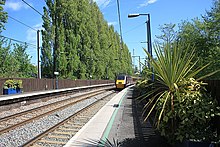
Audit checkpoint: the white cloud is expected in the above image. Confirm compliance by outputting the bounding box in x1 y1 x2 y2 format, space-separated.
4 0 29 11
148 0 157 4
139 0 157 8
108 21 117 26
93 0 111 8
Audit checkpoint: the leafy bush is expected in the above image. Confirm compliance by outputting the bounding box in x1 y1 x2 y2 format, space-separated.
137 42 220 144
3 79 23 89
157 78 219 143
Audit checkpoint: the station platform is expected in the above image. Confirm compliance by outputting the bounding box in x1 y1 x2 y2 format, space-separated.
0 83 113 104
64 85 171 147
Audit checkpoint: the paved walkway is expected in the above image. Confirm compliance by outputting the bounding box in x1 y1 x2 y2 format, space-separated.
64 86 130 147
107 86 171 147
65 86 171 146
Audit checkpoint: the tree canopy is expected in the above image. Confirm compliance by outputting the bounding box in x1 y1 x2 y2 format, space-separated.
41 0 133 80
155 0 220 79
0 2 36 78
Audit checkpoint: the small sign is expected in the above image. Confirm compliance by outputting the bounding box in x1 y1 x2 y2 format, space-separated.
54 72 59 75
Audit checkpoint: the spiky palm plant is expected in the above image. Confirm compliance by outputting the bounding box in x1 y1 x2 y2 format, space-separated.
78 138 121 147
138 42 219 143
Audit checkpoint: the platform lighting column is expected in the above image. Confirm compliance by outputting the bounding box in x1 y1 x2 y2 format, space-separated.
128 13 152 64
128 13 153 80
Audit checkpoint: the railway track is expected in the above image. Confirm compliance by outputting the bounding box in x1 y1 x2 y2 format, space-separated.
0 88 113 135
22 91 115 146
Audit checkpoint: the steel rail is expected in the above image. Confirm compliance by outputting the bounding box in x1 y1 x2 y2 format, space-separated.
22 92 115 147
0 88 113 134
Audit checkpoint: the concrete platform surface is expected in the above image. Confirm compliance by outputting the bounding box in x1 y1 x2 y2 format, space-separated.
64 86 132 147
65 86 171 147
0 84 113 102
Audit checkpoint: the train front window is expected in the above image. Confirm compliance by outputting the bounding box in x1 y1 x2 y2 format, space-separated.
117 75 125 80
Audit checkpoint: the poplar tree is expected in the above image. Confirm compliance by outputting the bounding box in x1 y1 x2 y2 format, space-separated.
41 0 133 79
0 0 7 33
41 6 53 78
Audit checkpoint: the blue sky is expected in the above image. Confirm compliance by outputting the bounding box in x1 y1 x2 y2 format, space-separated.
2 0 214 67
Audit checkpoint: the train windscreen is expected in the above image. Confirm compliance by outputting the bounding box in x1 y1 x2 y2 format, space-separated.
117 75 125 80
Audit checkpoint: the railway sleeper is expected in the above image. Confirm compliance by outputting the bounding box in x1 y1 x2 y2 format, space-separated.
0 125 5 129
47 134 71 139
44 136 70 142
57 127 79 132
30 144 43 147
53 130 74 135
78 115 90 118
65 123 84 128
49 132 72 137
60 125 81 130
37 139 67 145
77 115 90 119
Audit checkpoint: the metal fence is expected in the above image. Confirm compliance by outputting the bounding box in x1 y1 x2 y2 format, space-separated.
1 78 219 101
0 78 114 95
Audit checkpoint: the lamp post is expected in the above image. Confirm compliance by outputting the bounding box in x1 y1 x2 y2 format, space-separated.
54 71 59 89
128 13 152 66
128 13 153 81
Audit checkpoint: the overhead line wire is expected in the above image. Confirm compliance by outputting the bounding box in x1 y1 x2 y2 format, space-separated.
22 0 44 18
123 22 145 35
8 15 38 31
0 35 36 47
22 0 52 23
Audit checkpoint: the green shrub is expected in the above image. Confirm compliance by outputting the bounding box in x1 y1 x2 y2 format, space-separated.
3 79 23 89
156 78 220 143
137 42 220 144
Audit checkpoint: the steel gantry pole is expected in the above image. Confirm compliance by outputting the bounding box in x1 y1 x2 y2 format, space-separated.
37 30 41 79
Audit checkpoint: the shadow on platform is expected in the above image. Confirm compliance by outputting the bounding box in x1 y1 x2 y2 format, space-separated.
119 87 171 147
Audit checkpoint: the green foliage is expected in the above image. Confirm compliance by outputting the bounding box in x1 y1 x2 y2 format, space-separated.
76 138 120 147
177 0 220 79
41 6 53 78
155 0 220 80
3 79 23 89
0 3 36 78
0 40 36 78
41 0 132 80
0 1 7 33
138 1 220 142
12 44 36 78
157 78 219 143
155 23 177 44
137 42 220 144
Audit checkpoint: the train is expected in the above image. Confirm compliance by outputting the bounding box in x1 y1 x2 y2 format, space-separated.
115 74 133 89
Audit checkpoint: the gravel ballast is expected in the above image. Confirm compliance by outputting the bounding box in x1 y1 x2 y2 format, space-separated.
0 90 114 147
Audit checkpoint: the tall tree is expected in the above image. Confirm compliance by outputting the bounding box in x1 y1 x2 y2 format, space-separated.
41 0 133 80
41 5 54 78
177 0 220 79
12 44 36 77
0 2 36 78
0 0 7 33
155 23 177 44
